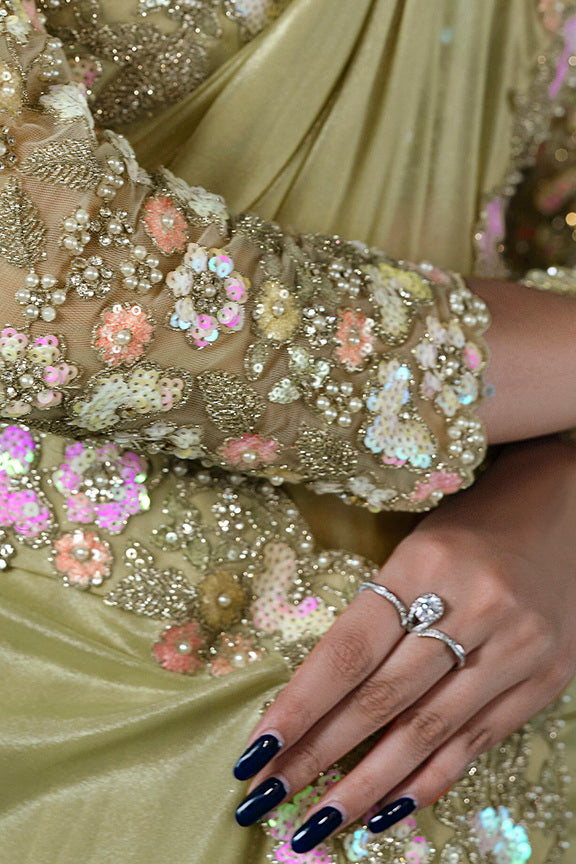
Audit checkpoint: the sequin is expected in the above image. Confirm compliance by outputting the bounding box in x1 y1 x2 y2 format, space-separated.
142 194 188 255
153 621 206 675
167 243 249 346
0 422 54 543
51 441 150 533
334 308 375 371
252 542 335 641
53 528 113 589
0 327 79 417
218 433 279 470
364 358 436 470
471 807 532 864
93 303 155 366
255 279 301 342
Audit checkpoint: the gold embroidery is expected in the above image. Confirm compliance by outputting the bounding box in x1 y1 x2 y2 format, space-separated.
0 178 46 267
20 140 103 190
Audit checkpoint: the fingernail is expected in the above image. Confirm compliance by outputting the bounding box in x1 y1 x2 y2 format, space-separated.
233 734 282 781
368 797 417 833
235 777 287 827
291 806 344 853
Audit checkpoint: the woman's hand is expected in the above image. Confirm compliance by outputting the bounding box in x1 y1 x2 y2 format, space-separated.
232 436 576 851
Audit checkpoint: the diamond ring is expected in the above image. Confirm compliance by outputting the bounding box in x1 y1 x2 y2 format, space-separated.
357 581 409 629
413 628 467 668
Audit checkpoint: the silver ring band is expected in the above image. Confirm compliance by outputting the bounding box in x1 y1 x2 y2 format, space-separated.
414 628 466 668
357 581 408 629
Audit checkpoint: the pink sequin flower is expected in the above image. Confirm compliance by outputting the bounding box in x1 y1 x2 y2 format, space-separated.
143 195 188 255
94 303 155 366
0 327 79 417
54 529 113 589
334 308 375 371
153 621 205 675
0 424 53 541
219 434 279 469
209 633 262 677
411 470 463 503
52 441 150 533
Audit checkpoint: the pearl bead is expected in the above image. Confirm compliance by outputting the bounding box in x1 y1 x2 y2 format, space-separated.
41 274 57 289
150 270 163 284
120 262 136 277
25 272 40 287
16 288 30 303
165 531 178 545
75 209 89 225
161 214 175 230
146 256 159 269
73 547 90 561
133 246 147 261
348 397 363 413
241 450 257 465
63 218 77 232
25 305 39 320
217 594 232 607
41 306 56 322
83 266 99 282
177 641 192 655
123 276 139 290
324 407 338 422
52 290 67 305
315 396 330 411
138 280 151 293
271 302 285 317
114 328 133 345
339 381 353 396
337 413 352 428
19 374 34 388
0 142 7 157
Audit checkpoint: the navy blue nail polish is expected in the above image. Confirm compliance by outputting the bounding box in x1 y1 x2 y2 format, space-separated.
233 734 282 781
368 797 416 833
291 806 343 853
235 777 287 827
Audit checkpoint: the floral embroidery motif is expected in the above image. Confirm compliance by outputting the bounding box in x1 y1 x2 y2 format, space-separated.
166 243 249 346
252 542 335 642
69 364 187 431
0 327 79 418
218 433 279 470
197 570 246 629
39 82 95 133
411 470 463 505
158 169 229 229
153 621 206 675
197 370 264 435
119 245 163 294
364 358 436 470
51 441 150 533
53 528 113 589
94 303 155 366
365 263 433 344
334 308 375 371
142 194 188 255
0 423 53 544
20 141 103 190
255 279 300 342
67 255 114 299
471 807 532 864
208 632 262 676
414 315 481 417
16 271 67 324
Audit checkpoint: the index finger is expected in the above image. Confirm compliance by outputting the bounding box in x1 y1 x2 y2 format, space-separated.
232 577 407 781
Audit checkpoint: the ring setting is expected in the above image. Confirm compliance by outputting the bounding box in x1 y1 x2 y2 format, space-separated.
357 581 466 668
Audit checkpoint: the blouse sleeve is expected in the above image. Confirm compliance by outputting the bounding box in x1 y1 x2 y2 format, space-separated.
0 2 490 513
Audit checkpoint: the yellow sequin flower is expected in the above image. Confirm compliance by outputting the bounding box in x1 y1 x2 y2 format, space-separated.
255 280 300 342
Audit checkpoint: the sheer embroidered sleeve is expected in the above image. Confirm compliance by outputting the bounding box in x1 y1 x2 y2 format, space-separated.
0 2 490 512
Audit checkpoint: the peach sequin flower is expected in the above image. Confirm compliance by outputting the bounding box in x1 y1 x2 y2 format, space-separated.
54 529 113 589
143 195 188 255
218 433 279 469
334 308 375 371
209 633 262 677
94 303 154 366
411 470 462 503
153 621 205 675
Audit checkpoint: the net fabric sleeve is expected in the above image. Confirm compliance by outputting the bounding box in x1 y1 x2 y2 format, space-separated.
0 1 490 512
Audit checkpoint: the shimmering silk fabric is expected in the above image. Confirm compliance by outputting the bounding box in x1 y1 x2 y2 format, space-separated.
1 2 575 863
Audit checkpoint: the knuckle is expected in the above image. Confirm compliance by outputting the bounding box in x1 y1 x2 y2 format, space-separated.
354 675 401 727
327 626 374 681
512 611 555 657
465 725 494 760
543 654 573 691
408 709 451 754
284 741 323 781
269 694 314 740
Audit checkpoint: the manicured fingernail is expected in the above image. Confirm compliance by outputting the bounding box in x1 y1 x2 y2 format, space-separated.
233 734 282 781
291 806 344 853
368 797 416 833
235 777 287 827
